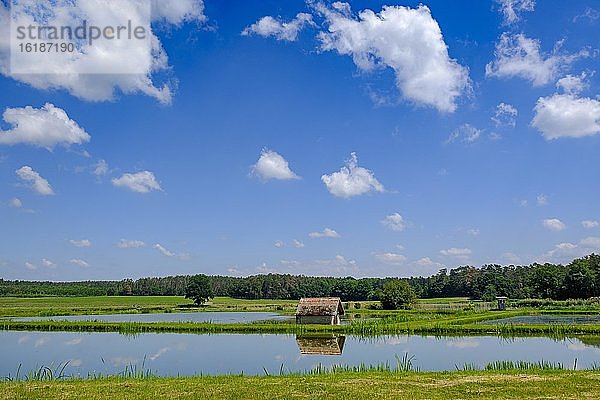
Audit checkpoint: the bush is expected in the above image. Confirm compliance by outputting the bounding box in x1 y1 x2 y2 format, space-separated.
380 280 417 310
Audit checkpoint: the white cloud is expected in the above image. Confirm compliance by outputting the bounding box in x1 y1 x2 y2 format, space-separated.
486 33 584 86
118 239 146 248
496 0 535 25
292 239 305 248
502 252 521 264
16 166 54 195
580 236 600 248
582 220 599 229
440 247 472 257
467 228 480 236
573 7 600 23
321 152 384 198
70 258 89 267
531 94 600 139
274 240 285 248
69 239 91 248
381 213 407 232
93 160 109 177
0 1 205 104
374 252 407 265
242 13 314 41
153 243 189 260
314 2 470 112
492 103 518 128
520 199 528 207
536 194 548 206
41 258 56 268
556 73 588 95
24 261 36 271
9 197 22 208
112 171 161 193
446 123 482 144
542 218 566 231
0 103 90 150
309 228 340 238
541 237 600 263
411 257 445 270
251 149 300 181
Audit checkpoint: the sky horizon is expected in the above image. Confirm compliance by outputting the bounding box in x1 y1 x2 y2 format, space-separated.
1 0 599 281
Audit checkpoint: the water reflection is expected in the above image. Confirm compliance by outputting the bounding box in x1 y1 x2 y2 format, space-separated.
296 334 346 355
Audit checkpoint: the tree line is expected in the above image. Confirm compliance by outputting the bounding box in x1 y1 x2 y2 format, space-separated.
1 254 598 301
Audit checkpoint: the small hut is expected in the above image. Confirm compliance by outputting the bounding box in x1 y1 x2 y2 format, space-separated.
496 296 508 310
295 297 344 325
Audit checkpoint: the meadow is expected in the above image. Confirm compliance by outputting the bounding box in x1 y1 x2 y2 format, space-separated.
1 370 599 400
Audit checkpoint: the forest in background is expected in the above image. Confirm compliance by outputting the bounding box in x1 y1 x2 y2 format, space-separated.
1 254 598 301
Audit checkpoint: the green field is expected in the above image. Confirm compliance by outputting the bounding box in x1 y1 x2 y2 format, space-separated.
0 296 298 318
1 371 599 400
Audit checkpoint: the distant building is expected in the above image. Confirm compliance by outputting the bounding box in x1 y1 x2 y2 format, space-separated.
295 297 344 325
496 296 508 310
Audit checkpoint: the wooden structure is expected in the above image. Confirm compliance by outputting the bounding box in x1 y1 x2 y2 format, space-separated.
296 334 346 355
496 296 508 310
295 297 344 325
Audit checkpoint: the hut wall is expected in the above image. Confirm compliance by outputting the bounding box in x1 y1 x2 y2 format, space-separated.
296 315 336 325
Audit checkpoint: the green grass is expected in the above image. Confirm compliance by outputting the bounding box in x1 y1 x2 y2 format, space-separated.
0 296 297 318
1 370 598 399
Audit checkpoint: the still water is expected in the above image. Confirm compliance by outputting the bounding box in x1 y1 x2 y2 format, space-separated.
13 312 287 324
1 331 598 377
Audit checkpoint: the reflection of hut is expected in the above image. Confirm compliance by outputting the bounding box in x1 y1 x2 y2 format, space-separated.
295 297 344 325
496 296 508 310
296 334 346 355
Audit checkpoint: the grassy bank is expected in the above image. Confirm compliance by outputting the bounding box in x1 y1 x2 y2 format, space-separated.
0 296 297 318
1 370 599 400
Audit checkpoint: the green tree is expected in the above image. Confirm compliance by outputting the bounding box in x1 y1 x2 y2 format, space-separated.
185 274 213 305
380 280 417 310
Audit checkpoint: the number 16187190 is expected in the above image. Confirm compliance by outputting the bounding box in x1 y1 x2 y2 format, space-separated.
18 42 75 53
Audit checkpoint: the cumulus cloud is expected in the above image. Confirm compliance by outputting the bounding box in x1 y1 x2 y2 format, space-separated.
582 220 599 229
411 257 446 270
467 228 480 236
556 73 588 95
112 171 161 193
314 2 470 112
0 103 90 150
242 13 314 41
69 239 91 248
492 103 518 128
531 94 600 139
93 160 109 177
118 239 146 248
541 237 600 263
381 213 407 232
41 258 56 268
321 152 384 198
251 149 300 181
573 7 600 23
374 252 407 265
542 218 566 231
309 228 340 238
9 197 22 208
274 240 285 248
153 243 189 260
496 0 535 25
440 247 472 258
446 123 482 144
292 239 305 248
16 166 54 195
70 258 89 267
0 1 206 103
536 194 548 206
486 33 585 86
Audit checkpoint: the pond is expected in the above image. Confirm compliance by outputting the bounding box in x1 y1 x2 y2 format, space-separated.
481 315 600 325
11 312 289 324
1 331 599 378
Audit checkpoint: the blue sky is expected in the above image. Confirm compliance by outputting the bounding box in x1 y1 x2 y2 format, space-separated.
1 0 600 281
